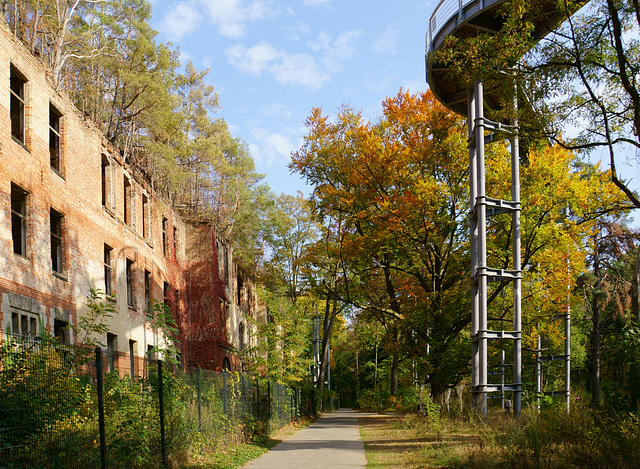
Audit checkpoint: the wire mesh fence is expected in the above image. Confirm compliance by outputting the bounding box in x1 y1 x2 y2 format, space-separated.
0 333 316 468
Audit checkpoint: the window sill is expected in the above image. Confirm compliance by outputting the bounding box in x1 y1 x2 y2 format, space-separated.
51 166 65 180
52 271 68 282
13 252 31 263
128 305 137 312
11 135 29 152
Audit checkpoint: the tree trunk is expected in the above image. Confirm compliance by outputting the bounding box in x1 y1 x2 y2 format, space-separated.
316 296 338 411
390 353 399 396
633 250 640 322
591 255 601 407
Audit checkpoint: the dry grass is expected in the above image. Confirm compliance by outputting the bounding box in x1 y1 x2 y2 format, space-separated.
358 411 513 468
359 407 640 469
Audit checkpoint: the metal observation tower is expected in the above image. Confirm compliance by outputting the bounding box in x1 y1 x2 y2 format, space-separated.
425 0 571 416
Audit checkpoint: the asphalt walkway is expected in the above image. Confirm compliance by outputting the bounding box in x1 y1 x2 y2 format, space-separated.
242 408 368 468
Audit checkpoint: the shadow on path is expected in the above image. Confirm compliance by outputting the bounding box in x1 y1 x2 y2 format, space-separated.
242 408 371 468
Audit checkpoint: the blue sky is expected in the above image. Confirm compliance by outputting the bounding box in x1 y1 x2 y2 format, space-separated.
150 0 435 196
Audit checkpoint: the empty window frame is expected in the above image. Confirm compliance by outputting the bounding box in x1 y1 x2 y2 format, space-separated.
126 258 135 308
239 322 245 351
10 65 26 144
162 217 168 255
142 194 150 240
12 311 37 336
49 103 62 171
144 269 151 309
124 177 132 226
163 281 170 308
50 209 63 274
173 226 177 258
104 244 113 296
129 340 137 379
147 344 156 368
11 184 27 256
54 319 69 344
223 245 229 283
101 155 111 208
107 333 117 372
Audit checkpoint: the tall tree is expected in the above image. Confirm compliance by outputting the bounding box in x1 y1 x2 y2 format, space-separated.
291 90 471 401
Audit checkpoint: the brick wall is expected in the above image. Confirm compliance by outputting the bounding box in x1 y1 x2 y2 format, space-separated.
0 21 184 376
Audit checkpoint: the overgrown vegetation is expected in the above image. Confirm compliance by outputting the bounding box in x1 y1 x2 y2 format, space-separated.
0 293 309 468
361 406 640 468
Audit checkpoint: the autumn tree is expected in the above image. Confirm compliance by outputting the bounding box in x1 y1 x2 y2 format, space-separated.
576 216 640 407
291 90 471 402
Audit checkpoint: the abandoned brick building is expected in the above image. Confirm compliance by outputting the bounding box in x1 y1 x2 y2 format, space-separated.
0 21 263 375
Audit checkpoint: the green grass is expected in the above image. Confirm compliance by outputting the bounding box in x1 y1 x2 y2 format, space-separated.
182 438 280 469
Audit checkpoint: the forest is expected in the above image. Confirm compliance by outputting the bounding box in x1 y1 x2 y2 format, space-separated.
6 0 640 431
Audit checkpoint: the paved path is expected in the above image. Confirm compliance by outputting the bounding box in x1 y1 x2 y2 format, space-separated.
242 408 368 468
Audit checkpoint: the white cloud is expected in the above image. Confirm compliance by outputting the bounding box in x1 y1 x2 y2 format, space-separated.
226 42 280 74
249 128 296 167
271 53 330 89
374 26 400 55
160 2 202 40
308 30 363 74
225 42 330 90
285 21 312 42
200 0 270 38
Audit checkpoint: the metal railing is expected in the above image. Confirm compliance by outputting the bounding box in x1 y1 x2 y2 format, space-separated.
426 0 478 53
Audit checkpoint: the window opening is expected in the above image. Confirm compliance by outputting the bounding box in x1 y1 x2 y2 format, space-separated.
239 322 245 351
237 274 244 306
107 333 117 372
223 245 229 283
54 319 69 344
142 194 149 239
147 344 156 369
126 258 135 308
124 177 131 226
10 66 26 143
129 340 137 379
50 209 63 273
49 103 61 171
173 226 177 258
12 311 37 336
11 184 27 256
162 217 168 255
104 245 113 295
144 270 151 310
101 155 110 208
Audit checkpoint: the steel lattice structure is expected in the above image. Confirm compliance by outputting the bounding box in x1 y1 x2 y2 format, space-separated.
425 0 573 415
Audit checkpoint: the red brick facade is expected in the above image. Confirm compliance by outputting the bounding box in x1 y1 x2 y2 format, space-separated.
0 22 263 375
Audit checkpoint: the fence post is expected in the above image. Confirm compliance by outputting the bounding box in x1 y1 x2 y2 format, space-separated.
241 374 246 417
95 348 107 469
197 367 202 433
222 372 228 417
267 381 271 430
290 388 293 422
158 360 167 467
256 378 260 419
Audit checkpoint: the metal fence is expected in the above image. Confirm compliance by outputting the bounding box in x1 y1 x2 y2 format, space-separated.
0 333 314 468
